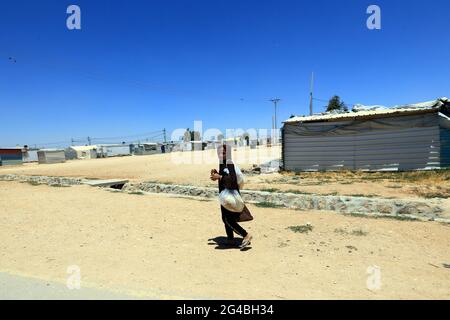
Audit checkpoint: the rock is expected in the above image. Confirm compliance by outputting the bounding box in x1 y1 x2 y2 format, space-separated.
376 203 393 214
398 203 431 215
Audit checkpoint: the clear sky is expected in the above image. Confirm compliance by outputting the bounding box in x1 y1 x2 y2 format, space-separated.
0 0 449 147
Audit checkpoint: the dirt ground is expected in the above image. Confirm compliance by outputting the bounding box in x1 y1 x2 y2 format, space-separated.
1 146 449 200
1 181 449 299
0 147 280 186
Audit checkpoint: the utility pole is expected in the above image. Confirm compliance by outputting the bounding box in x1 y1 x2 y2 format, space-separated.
269 98 281 130
309 72 314 116
269 99 281 146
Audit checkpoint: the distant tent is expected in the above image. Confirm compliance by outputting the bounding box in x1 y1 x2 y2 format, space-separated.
69 146 97 159
133 143 159 156
96 144 131 157
22 149 39 163
64 147 78 160
37 149 66 164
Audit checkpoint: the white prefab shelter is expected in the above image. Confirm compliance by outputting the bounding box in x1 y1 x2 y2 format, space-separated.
282 97 450 172
133 143 160 155
22 149 39 163
97 144 131 157
69 146 98 159
64 148 78 160
37 149 66 164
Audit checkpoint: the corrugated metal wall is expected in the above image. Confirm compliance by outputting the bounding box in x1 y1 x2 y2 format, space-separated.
37 150 66 164
283 113 445 171
440 127 450 168
103 145 131 157
0 149 23 166
23 150 39 163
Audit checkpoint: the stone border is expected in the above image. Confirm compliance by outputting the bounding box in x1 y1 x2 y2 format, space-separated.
123 182 446 222
1 174 448 223
0 174 84 186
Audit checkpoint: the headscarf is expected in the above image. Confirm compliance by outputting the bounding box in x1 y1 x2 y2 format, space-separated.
218 142 232 172
217 143 239 191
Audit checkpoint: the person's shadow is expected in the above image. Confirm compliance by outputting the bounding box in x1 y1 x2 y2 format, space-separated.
208 237 252 251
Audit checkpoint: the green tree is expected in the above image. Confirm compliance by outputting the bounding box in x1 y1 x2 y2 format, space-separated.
326 95 348 112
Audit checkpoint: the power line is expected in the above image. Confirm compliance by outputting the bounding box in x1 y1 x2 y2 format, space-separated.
1 53 269 106
92 133 165 145
25 130 165 149
28 140 72 147
4 53 375 114
91 130 164 141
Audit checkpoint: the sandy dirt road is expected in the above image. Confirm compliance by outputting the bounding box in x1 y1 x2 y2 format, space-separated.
0 272 134 300
1 181 449 299
0 147 280 185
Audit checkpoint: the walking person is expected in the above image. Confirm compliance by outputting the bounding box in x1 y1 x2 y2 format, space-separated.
210 143 253 249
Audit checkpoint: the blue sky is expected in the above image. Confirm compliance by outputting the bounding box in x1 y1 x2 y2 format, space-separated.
0 0 449 147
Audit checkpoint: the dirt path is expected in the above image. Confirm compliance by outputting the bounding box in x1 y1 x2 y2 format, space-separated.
0 147 280 185
0 181 449 299
0 272 134 300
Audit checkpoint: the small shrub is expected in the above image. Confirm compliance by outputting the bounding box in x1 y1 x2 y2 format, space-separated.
195 198 212 202
334 228 347 235
129 191 145 195
334 228 368 236
287 224 313 234
285 190 313 195
419 192 449 199
345 212 419 222
260 188 280 193
24 181 40 186
255 202 284 208
50 184 70 188
387 185 402 189
351 229 368 236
